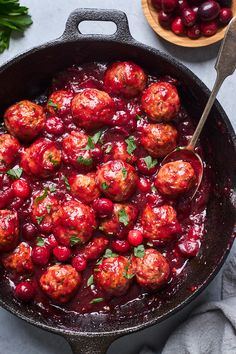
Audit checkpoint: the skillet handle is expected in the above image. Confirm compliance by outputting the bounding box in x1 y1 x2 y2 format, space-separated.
62 8 134 43
65 334 118 354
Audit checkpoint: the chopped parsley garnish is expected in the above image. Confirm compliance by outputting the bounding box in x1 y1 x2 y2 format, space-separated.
122 168 127 179
134 244 145 258
125 136 137 155
105 145 112 154
136 114 142 121
101 182 109 190
62 175 71 191
48 99 58 110
70 236 81 246
96 258 103 265
48 153 59 166
90 298 104 304
151 186 157 193
87 275 94 287
36 215 44 225
77 156 93 166
123 261 135 279
84 136 95 151
92 131 102 144
118 208 129 226
49 185 56 192
7 167 23 180
143 156 157 170
46 205 52 214
34 189 48 204
36 237 45 247
103 249 118 258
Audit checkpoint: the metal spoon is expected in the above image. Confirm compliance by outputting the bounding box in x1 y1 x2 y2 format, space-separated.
162 17 236 198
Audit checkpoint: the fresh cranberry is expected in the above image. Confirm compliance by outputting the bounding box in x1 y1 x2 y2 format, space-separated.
152 0 162 10
171 17 185 35
137 158 158 176
111 239 130 253
45 116 64 135
32 246 50 266
187 24 201 38
53 246 71 261
46 235 58 249
0 188 14 208
178 237 200 257
219 8 233 24
12 179 30 199
182 8 197 26
72 256 87 272
92 198 114 218
162 0 178 12
22 223 38 241
178 0 189 12
198 1 220 21
158 10 174 28
128 230 144 247
14 282 35 302
201 20 218 36
90 146 103 163
137 177 151 193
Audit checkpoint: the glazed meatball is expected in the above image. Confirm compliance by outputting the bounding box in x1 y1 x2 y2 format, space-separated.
100 203 138 237
104 61 147 98
132 248 170 289
21 138 61 178
71 88 115 130
31 190 59 233
69 173 100 204
96 160 138 202
52 200 97 246
62 131 95 171
140 124 177 158
141 204 181 241
78 236 109 260
4 100 46 141
141 82 180 121
40 264 81 303
0 210 19 252
155 160 196 197
2 242 33 274
103 141 136 165
94 256 133 296
0 134 20 172
47 90 74 116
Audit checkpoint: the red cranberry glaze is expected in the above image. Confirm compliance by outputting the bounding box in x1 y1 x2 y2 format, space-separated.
0 62 211 315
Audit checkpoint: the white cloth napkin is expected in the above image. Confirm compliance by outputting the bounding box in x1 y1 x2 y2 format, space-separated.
140 249 236 354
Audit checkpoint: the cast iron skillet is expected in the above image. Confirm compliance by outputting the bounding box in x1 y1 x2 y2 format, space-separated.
0 8 235 354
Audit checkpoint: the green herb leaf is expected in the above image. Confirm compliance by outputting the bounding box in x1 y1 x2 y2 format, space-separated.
90 298 104 304
7 167 23 180
136 115 142 121
134 244 145 258
34 189 48 204
151 186 157 193
105 145 112 154
92 131 102 144
125 136 137 155
84 136 95 151
48 153 59 166
70 236 81 246
87 275 94 287
122 168 127 179
143 156 157 170
49 184 56 192
101 182 109 190
48 99 58 110
98 225 104 231
46 205 52 214
123 261 135 279
96 258 102 265
103 248 118 258
77 156 93 166
118 208 129 226
36 215 44 225
36 237 45 247
62 175 71 191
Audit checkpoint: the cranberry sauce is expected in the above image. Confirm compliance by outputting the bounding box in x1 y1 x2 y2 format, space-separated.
0 62 211 317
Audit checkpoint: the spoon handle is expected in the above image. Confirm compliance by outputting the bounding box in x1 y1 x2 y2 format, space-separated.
188 17 236 150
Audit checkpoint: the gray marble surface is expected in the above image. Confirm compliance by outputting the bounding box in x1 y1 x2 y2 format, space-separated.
0 1 235 353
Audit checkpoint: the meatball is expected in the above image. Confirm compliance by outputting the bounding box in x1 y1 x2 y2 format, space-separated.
94 256 133 296
78 236 109 261
52 200 97 246
31 190 59 233
96 160 138 202
140 123 177 158
71 88 115 130
47 90 74 116
62 131 95 171
132 248 170 289
69 173 100 204
4 100 46 141
2 242 33 274
40 264 81 303
141 82 180 121
155 160 196 197
141 204 181 241
0 134 20 172
100 203 138 238
104 61 147 98
103 141 136 165
21 138 61 178
0 210 19 252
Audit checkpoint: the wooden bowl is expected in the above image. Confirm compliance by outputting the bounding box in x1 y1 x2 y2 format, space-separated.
141 0 236 47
